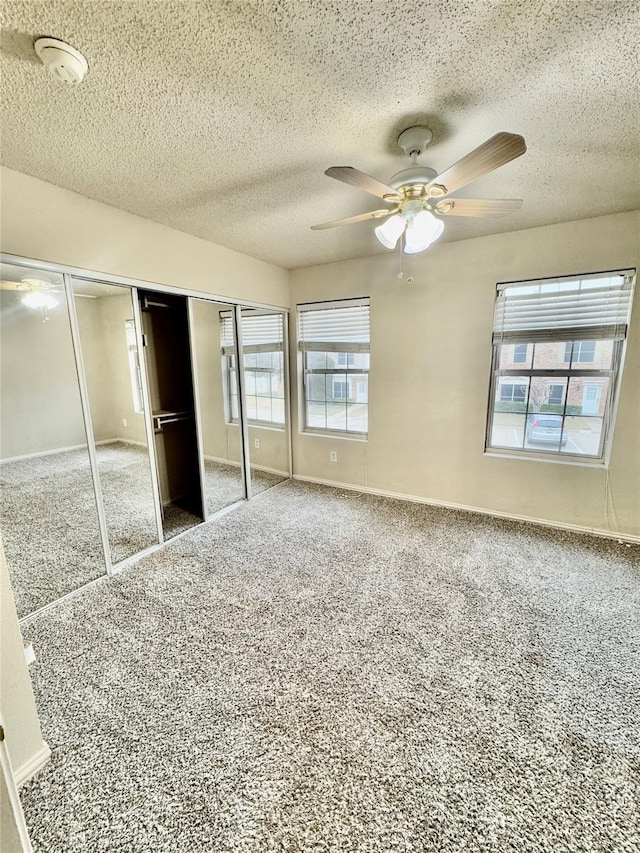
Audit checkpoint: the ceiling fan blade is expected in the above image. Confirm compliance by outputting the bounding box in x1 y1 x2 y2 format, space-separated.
0 280 26 290
434 198 523 217
311 208 397 230
325 166 399 200
74 292 97 299
427 133 526 197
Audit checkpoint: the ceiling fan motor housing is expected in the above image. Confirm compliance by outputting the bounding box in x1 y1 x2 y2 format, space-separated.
389 165 438 190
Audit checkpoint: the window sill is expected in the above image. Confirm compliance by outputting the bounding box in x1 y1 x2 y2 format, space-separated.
484 448 607 468
301 429 368 443
227 421 286 432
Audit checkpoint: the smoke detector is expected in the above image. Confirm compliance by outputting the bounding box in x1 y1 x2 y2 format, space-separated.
34 37 88 85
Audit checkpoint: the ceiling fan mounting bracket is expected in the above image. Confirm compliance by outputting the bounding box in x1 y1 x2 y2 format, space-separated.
397 126 433 158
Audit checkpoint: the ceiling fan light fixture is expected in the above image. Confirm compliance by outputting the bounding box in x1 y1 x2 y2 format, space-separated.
21 291 58 310
374 214 406 250
403 210 444 254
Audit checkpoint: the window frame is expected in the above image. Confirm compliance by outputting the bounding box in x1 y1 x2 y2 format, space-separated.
125 319 144 414
484 269 635 465
297 298 370 439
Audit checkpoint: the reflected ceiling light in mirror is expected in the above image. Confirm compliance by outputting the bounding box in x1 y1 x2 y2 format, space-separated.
21 291 59 310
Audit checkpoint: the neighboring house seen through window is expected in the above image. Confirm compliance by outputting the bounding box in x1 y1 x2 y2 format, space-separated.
564 340 596 363
487 270 635 460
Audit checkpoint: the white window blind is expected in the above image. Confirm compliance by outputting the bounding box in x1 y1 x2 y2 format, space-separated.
493 270 635 344
298 298 370 352
220 311 284 353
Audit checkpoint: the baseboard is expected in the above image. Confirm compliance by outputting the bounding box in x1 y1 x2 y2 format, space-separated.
1 438 147 463
292 474 639 545
96 437 148 448
1 443 89 464
204 454 288 478
14 742 51 788
204 454 242 467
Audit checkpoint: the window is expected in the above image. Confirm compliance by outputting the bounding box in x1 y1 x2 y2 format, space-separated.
547 384 564 405
124 320 144 414
500 382 527 403
337 352 356 367
332 379 349 400
564 341 596 363
486 270 635 460
221 311 285 425
298 298 370 435
513 344 528 363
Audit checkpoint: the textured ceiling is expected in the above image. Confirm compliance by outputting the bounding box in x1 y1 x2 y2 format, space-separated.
1 1 639 270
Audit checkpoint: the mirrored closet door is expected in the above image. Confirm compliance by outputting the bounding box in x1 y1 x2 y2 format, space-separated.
239 308 291 495
0 262 105 616
1 253 293 619
189 299 246 518
70 278 161 564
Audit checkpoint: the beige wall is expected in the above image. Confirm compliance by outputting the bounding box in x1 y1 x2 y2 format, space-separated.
290 210 640 539
0 167 289 308
191 299 240 464
0 537 49 787
0 291 87 460
0 291 147 460
79 292 148 446
75 296 118 443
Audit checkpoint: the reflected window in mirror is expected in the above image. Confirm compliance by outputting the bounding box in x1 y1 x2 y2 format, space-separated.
125 319 144 414
221 311 285 427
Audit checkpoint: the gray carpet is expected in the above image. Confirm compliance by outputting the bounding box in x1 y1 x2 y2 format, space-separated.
204 460 287 516
93 442 159 563
1 444 286 616
19 481 640 852
0 446 105 617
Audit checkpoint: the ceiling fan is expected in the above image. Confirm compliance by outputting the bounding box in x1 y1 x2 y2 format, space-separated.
0 276 94 320
311 127 526 254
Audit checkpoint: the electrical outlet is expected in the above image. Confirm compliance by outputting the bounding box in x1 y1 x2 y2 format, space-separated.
254 438 260 449
330 451 337 462
122 418 128 427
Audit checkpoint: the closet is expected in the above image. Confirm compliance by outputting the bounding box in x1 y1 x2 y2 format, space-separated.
0 254 291 619
139 290 203 537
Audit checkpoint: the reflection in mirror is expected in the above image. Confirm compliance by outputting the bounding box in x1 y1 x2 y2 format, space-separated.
240 308 290 495
190 299 245 516
71 278 160 563
0 263 105 616
139 290 203 539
